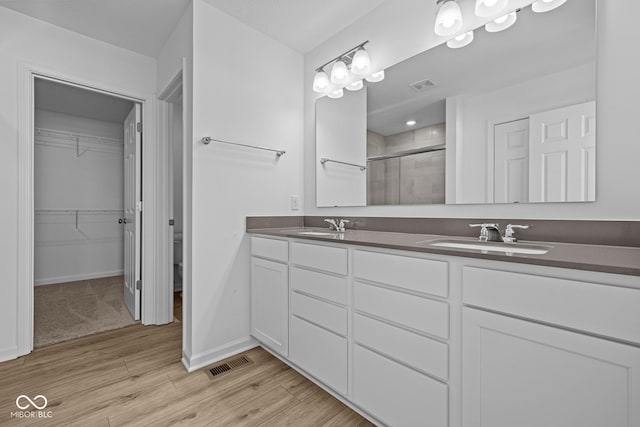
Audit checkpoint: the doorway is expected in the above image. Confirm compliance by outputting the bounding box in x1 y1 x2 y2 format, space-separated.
33 77 142 347
158 69 185 325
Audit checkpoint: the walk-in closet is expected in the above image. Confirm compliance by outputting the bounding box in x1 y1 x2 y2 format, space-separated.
33 78 138 347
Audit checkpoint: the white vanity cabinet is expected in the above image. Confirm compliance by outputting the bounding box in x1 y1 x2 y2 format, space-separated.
289 241 349 395
250 233 640 427
462 266 640 427
250 237 289 356
352 249 450 427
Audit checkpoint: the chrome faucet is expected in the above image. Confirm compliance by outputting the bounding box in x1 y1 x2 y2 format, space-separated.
324 218 350 232
503 224 530 243
469 223 503 242
470 223 530 243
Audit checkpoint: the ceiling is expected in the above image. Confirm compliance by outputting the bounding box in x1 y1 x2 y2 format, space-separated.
0 0 386 56
0 0 191 57
202 0 386 53
35 78 135 123
367 0 596 136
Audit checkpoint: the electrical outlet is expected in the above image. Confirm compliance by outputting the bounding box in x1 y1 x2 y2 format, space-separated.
290 195 300 211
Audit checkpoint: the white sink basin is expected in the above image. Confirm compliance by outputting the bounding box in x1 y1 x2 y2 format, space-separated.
297 231 339 236
423 239 551 255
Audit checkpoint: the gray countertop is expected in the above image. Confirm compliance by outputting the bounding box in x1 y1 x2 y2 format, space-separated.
248 227 640 277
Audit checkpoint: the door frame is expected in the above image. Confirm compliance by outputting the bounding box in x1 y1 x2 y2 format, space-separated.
17 62 160 356
157 61 187 326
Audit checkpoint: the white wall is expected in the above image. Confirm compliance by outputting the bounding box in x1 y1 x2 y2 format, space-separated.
0 6 156 361
34 109 125 285
156 1 194 359
186 0 303 369
304 0 640 220
453 63 595 203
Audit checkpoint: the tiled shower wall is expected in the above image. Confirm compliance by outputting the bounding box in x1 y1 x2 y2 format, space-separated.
367 123 446 205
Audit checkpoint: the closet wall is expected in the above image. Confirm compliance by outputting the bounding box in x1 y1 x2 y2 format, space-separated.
34 108 125 285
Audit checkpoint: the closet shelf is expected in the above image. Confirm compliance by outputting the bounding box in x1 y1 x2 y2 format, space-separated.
35 209 123 215
35 127 124 157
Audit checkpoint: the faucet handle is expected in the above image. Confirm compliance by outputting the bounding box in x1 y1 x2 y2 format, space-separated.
469 223 500 242
504 224 530 242
338 219 350 230
324 218 338 230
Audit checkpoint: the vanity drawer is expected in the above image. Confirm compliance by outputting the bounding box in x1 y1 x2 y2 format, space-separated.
290 316 347 395
463 267 640 344
354 314 448 380
354 281 449 339
290 267 348 305
291 242 347 275
353 344 448 427
251 236 288 263
353 250 448 297
291 292 347 337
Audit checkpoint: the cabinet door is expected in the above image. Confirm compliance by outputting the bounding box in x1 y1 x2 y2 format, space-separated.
463 308 640 427
250 257 288 356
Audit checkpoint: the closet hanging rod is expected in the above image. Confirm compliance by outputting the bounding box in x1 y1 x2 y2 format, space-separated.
366 144 446 162
201 136 286 157
320 158 367 171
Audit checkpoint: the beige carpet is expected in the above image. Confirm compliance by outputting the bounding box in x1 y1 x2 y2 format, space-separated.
34 276 138 348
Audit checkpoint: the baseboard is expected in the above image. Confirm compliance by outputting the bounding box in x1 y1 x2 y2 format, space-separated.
35 270 124 286
182 336 259 373
0 346 18 363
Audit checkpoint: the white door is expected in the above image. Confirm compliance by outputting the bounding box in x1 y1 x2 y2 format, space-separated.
462 307 640 427
124 104 141 320
529 101 596 202
250 257 288 356
494 118 530 203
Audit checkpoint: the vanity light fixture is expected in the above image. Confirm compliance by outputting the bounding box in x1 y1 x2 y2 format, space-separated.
346 80 364 91
313 40 385 97
327 87 344 99
365 70 385 83
434 0 463 36
531 0 567 13
351 48 371 76
447 30 474 48
330 60 349 84
312 70 330 92
485 10 517 32
474 0 508 17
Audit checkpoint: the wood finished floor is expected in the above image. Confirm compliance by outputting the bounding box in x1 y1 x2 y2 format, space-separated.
0 322 374 426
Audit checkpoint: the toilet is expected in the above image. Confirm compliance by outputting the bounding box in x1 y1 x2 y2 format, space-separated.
173 232 183 291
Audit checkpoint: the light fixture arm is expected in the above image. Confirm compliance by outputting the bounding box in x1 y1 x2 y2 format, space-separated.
315 40 370 72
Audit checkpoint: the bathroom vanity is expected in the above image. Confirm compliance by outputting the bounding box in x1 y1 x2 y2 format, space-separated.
248 224 640 427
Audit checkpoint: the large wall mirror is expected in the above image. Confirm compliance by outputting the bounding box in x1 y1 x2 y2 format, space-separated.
316 0 596 207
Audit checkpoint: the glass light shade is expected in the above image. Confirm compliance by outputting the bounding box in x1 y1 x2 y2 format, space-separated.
365 70 385 83
330 60 349 84
447 30 474 48
351 48 371 76
406 120 417 126
531 0 567 13
485 11 517 32
474 0 508 17
434 0 463 36
312 70 330 93
327 87 344 99
345 80 364 91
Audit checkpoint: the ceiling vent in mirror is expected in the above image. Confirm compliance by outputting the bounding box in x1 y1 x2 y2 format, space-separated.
409 79 437 92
